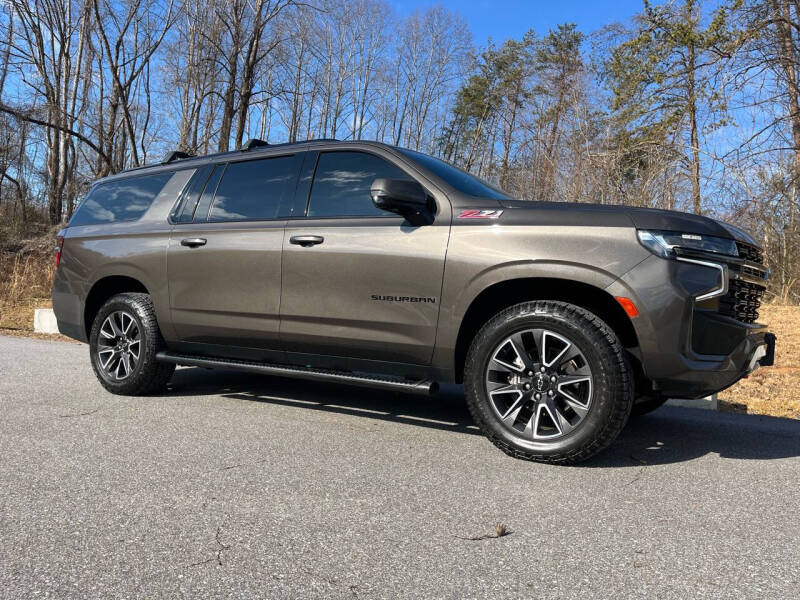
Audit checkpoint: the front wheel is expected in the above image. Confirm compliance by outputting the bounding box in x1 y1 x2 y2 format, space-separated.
464 301 633 464
89 292 175 395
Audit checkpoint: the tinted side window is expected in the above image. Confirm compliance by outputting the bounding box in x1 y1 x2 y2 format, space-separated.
70 172 173 226
192 165 224 222
172 165 212 223
208 155 301 222
307 151 412 217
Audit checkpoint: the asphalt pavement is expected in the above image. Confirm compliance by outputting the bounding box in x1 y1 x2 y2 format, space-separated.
0 334 798 599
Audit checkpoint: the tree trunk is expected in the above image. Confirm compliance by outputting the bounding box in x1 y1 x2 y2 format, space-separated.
687 36 703 214
776 0 800 298
218 56 238 152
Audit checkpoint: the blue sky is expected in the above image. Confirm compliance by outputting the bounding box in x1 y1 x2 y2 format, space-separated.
390 0 646 44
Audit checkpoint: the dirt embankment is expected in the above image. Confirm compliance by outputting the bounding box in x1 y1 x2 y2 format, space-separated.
0 226 58 331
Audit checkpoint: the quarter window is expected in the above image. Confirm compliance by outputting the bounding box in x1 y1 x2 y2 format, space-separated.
208 155 301 222
70 172 173 226
307 151 412 217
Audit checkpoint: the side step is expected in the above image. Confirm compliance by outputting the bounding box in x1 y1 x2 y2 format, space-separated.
155 351 439 396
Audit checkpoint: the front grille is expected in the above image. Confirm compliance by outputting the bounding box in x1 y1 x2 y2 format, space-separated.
719 277 766 323
736 241 764 264
711 241 767 324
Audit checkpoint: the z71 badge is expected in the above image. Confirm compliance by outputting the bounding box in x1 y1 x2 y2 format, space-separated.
457 209 504 219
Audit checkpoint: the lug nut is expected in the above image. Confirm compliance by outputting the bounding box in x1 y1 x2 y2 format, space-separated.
550 375 557 383
548 390 554 396
534 392 541 400
540 366 546 373
524 383 531 390
526 370 533 376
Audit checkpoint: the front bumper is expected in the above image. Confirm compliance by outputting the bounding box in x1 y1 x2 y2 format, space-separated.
753 332 776 370
650 328 776 399
607 254 776 399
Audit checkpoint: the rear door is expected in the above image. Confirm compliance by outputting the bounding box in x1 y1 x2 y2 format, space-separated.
280 149 451 366
167 152 303 356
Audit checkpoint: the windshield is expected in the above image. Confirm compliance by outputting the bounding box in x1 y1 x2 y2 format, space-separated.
398 149 511 200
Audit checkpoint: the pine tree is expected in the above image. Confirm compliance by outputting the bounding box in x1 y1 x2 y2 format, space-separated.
607 0 736 214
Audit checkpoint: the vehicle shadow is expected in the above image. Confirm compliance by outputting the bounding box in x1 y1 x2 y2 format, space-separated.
165 367 800 467
166 367 481 436
584 407 800 467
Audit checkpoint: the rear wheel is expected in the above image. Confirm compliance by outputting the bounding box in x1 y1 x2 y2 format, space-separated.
464 301 633 464
89 293 175 395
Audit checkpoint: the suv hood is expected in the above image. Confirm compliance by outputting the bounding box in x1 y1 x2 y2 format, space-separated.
498 200 760 248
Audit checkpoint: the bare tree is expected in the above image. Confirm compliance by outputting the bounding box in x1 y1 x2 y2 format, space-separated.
211 0 294 151
3 0 93 223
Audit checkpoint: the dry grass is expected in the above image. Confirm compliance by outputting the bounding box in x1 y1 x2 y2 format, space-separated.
0 234 56 331
0 228 798 418
493 523 510 537
719 304 800 419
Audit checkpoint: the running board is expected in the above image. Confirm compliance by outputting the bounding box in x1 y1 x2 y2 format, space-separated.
155 351 439 396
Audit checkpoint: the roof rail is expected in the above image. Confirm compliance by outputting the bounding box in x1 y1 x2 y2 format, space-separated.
162 150 194 164
242 138 269 151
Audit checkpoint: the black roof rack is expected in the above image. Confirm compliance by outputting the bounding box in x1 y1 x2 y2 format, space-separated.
242 138 270 151
162 150 194 164
110 138 360 179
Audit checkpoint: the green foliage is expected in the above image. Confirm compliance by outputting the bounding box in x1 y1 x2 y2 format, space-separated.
606 0 736 163
534 23 584 95
440 24 586 177
439 32 538 165
602 0 743 213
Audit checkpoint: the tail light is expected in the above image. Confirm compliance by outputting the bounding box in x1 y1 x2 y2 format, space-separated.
55 230 65 269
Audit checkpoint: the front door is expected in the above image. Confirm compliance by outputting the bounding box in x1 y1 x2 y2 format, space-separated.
167 153 303 353
280 149 450 365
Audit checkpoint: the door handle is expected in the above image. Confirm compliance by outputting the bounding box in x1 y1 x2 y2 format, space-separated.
180 237 207 248
289 235 324 247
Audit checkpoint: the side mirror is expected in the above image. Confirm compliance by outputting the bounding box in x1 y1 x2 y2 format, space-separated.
370 178 433 226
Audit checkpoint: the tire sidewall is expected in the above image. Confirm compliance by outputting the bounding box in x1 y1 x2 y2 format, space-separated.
465 303 626 458
89 296 153 392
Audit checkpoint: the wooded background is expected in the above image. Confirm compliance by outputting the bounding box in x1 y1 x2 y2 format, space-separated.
0 0 798 302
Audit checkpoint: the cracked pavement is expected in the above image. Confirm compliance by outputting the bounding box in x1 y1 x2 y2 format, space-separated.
1 334 799 598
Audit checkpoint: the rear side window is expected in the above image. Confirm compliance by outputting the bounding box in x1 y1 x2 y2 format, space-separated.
171 165 213 223
307 151 412 217
208 155 301 222
70 172 173 226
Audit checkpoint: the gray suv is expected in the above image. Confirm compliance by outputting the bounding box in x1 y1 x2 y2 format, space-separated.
52 139 776 463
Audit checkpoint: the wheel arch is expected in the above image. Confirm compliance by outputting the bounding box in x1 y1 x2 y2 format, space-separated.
84 275 149 339
452 278 639 383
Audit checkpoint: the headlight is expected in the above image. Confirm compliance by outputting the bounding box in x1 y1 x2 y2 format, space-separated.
637 230 738 259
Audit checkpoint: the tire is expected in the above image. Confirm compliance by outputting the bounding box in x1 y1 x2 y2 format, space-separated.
89 292 175 395
464 300 633 464
630 395 668 417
